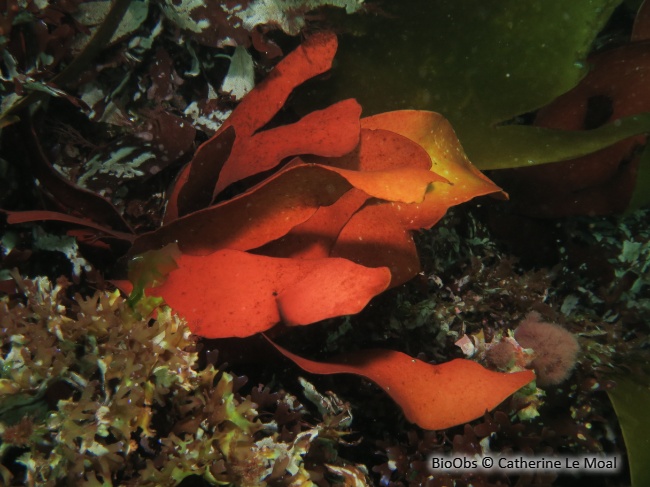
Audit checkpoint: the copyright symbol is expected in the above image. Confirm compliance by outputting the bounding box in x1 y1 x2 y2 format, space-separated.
482 457 493 468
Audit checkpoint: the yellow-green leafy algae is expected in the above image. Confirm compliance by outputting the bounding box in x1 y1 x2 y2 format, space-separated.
126 243 180 309
321 0 650 169
0 275 363 486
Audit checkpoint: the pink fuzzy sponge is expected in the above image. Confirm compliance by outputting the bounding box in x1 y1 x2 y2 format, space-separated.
485 340 518 370
514 312 580 386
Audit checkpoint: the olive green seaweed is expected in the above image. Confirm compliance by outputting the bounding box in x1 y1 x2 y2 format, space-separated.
326 0 650 169
607 372 650 487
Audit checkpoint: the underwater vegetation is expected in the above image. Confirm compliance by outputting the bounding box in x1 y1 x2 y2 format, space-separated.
0 275 367 485
0 0 649 485
326 0 650 212
7 30 535 432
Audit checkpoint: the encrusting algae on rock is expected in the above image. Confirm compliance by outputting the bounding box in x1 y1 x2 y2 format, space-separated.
0 274 369 486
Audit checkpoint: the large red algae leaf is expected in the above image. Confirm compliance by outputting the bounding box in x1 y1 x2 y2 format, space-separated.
309 127 436 172
360 113 504 231
361 111 499 190
267 340 535 430
262 127 446 262
331 203 420 287
175 126 236 218
299 126 448 204
326 165 444 204
130 164 352 256
258 189 369 259
165 31 339 222
132 161 441 257
222 31 339 138
119 250 391 338
361 110 504 229
163 162 192 223
4 210 135 243
214 99 362 196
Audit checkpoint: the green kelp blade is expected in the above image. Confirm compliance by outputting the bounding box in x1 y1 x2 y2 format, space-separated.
322 0 623 168
607 372 650 487
473 114 650 170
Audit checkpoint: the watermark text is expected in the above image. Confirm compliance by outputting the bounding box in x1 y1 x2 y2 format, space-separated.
428 454 620 474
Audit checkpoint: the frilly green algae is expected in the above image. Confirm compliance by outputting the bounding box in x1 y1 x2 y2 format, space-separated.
0 275 367 486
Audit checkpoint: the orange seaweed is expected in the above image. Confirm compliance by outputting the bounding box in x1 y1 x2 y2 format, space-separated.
130 160 441 256
213 99 362 196
115 250 391 338
168 31 342 220
267 339 535 430
6 30 516 431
